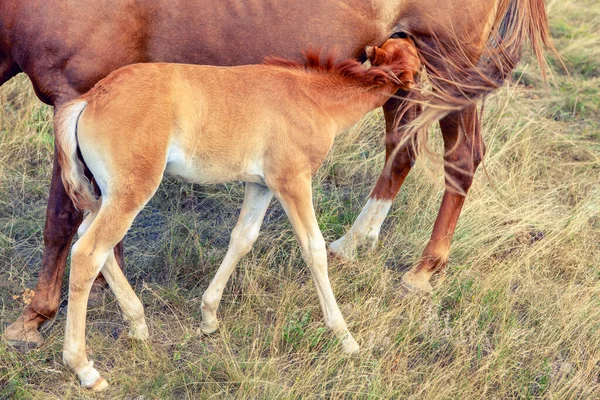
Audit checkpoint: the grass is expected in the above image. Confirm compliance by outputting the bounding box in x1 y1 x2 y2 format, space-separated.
1 0 600 398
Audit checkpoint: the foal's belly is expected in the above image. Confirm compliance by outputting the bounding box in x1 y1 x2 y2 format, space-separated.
164 144 265 185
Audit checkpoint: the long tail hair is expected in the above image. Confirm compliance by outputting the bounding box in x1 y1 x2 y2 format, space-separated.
389 0 559 173
54 100 97 210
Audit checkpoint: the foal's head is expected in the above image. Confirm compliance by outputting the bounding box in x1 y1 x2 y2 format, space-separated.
366 37 420 89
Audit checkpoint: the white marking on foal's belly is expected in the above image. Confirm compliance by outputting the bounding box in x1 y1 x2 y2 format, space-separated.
165 143 265 185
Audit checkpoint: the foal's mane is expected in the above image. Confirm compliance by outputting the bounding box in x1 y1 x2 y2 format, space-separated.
264 50 410 88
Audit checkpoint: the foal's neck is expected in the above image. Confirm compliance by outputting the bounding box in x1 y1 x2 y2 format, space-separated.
304 74 398 131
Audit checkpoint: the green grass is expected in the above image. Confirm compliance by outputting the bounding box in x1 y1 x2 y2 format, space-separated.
1 0 600 398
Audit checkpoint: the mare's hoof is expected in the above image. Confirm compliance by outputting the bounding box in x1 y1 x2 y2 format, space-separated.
4 316 45 350
401 271 433 294
328 237 357 262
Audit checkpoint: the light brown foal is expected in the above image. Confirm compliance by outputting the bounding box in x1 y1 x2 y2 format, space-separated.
54 38 420 390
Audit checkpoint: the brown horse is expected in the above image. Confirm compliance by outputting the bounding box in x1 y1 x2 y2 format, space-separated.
55 38 418 390
1 0 554 347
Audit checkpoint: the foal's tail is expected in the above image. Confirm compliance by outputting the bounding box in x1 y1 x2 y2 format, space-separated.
54 100 97 210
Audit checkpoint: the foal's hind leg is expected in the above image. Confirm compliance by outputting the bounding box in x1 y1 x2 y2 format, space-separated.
63 198 147 391
273 173 359 354
100 254 149 340
402 104 483 293
330 95 420 260
201 183 273 333
77 202 147 340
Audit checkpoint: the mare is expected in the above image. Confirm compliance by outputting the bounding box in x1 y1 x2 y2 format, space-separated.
54 38 419 390
1 0 555 347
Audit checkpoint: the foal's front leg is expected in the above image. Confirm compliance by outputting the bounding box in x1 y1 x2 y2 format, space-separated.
200 183 273 333
273 173 359 354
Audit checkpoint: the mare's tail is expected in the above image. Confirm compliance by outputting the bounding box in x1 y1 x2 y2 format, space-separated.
385 0 559 185
466 0 557 96
54 100 97 210
416 0 558 114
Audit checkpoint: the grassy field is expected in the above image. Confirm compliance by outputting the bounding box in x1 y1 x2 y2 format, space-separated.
1 1 599 398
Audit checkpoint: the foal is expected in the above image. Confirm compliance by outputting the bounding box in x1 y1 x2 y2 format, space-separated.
55 38 419 390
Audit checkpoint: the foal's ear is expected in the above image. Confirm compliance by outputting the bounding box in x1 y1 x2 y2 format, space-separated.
365 46 387 65
365 46 376 61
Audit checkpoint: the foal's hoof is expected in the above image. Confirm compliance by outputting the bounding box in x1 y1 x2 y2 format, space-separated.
128 323 150 341
199 320 219 334
341 335 360 354
79 362 109 392
87 377 109 392
401 271 433 294
4 316 45 350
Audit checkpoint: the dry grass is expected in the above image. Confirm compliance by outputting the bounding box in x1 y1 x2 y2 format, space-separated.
1 0 600 398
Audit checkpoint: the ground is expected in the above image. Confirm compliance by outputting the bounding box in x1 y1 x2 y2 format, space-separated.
1 0 599 398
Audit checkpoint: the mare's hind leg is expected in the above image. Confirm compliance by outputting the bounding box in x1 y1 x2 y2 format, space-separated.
273 172 358 354
201 183 273 333
62 197 148 391
330 95 420 260
4 146 83 348
402 104 483 293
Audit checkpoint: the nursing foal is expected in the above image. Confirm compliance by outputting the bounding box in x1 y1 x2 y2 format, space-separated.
55 38 419 390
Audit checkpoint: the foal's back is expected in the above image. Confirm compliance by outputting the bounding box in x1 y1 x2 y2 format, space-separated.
78 63 336 187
